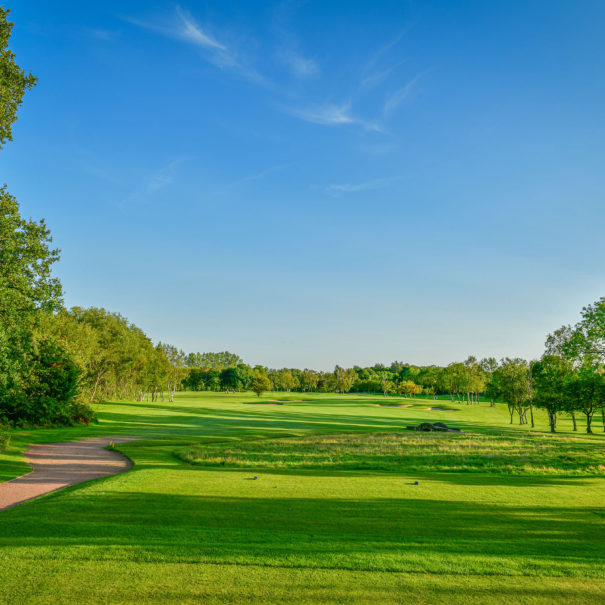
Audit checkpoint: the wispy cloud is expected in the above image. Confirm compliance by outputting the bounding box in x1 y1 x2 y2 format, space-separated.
360 60 406 90
175 6 226 51
272 1 320 78
383 74 422 117
124 7 421 136
363 31 407 77
119 158 183 208
289 103 355 126
277 49 319 78
212 163 293 197
286 102 382 132
241 163 291 182
124 6 241 72
89 29 116 41
320 176 399 195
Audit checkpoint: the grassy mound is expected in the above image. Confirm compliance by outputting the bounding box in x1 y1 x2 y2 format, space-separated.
176 430 605 476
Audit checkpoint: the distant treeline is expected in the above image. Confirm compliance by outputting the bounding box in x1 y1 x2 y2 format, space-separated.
179 308 605 435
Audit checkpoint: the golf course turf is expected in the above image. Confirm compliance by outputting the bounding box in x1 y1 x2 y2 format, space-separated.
0 392 604 604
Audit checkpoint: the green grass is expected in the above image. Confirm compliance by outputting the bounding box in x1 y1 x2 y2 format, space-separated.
177 430 605 475
1 391 604 604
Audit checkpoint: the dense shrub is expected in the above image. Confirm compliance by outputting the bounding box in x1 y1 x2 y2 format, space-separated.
0 338 95 426
69 402 97 425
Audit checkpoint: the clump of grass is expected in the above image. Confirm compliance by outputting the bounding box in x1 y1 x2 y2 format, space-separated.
0 422 10 452
176 431 605 476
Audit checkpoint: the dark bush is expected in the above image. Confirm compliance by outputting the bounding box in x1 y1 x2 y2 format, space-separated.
0 338 95 426
69 401 97 425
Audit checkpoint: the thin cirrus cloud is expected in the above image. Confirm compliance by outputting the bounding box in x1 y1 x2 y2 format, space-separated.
286 103 382 132
175 6 226 51
118 158 184 208
124 7 418 134
383 75 422 117
277 49 319 78
289 103 355 125
360 60 406 90
321 176 399 194
125 6 274 87
363 29 408 76
124 6 236 69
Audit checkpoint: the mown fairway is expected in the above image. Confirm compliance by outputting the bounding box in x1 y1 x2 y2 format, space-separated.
1 392 604 604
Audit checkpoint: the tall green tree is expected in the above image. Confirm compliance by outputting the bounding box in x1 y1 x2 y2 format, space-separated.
494 358 529 424
0 187 63 410
480 357 499 406
565 365 604 434
250 372 272 397
159 343 187 402
0 8 37 148
545 298 605 431
532 355 571 432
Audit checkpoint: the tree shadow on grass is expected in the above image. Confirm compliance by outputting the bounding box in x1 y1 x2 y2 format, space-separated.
96 403 514 437
2 489 603 576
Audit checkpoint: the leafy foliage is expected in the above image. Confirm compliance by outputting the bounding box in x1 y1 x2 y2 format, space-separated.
40 307 187 403
0 337 88 426
185 351 243 370
0 8 37 148
250 372 272 397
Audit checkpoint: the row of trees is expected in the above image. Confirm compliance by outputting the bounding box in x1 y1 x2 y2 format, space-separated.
38 308 188 405
0 12 188 425
177 306 605 434
180 357 493 401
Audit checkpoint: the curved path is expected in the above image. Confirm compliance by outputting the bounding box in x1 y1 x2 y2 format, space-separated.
0 437 135 511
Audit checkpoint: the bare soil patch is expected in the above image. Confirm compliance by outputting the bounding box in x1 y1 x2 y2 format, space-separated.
0 437 135 511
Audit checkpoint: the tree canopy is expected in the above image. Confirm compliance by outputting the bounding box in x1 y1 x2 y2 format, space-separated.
0 8 37 148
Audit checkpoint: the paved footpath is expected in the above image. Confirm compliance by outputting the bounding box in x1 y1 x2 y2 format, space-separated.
0 437 135 511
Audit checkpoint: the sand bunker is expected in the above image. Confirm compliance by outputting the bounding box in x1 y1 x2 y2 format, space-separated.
425 407 458 411
270 400 303 403
376 404 413 408
0 437 135 511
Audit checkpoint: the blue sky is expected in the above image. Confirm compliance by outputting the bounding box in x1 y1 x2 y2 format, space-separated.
3 1 605 369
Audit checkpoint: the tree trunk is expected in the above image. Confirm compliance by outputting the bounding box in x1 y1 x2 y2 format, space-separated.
601 407 605 432
586 412 593 434
89 371 103 403
548 411 556 433
529 402 534 428
571 411 577 431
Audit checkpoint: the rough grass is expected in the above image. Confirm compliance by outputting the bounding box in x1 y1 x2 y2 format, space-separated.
0 428 9 453
177 430 605 476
